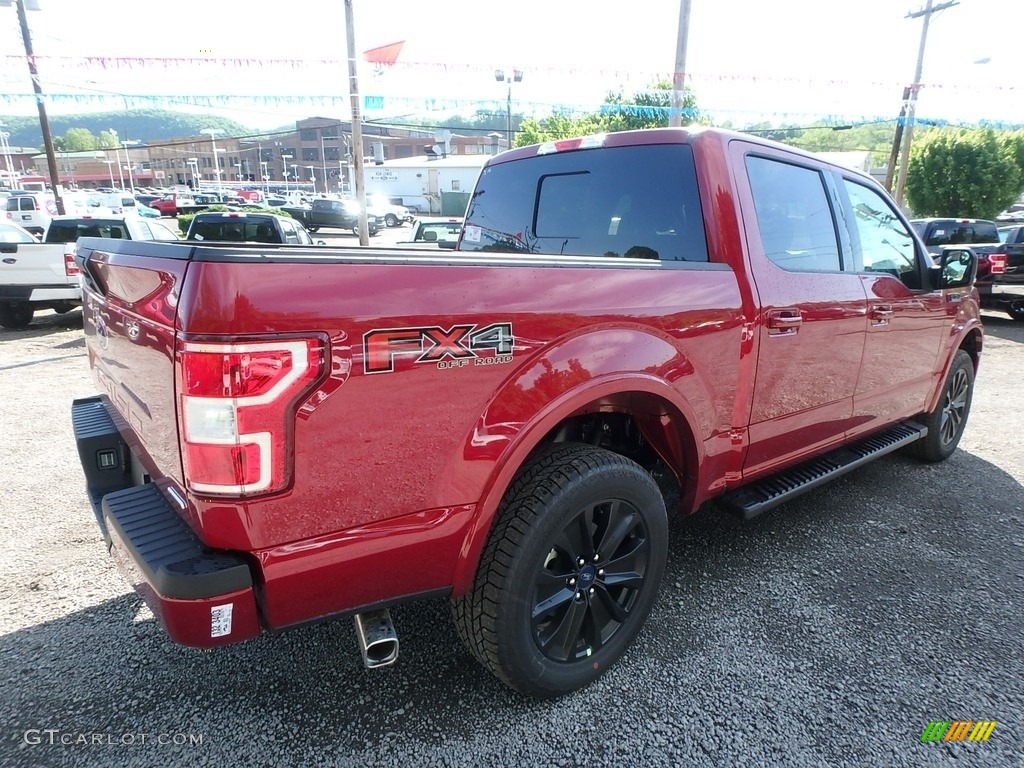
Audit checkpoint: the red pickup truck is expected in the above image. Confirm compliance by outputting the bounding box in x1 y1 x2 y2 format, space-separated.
71 127 982 698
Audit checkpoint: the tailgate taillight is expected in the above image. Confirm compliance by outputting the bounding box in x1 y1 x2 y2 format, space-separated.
177 339 324 496
64 245 80 277
989 253 1007 274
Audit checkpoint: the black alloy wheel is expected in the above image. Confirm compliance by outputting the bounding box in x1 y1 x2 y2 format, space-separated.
452 442 668 698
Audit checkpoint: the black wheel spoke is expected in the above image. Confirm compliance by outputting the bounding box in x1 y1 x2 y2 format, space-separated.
540 597 588 660
595 500 638 558
576 506 597 561
532 585 576 621
596 585 630 624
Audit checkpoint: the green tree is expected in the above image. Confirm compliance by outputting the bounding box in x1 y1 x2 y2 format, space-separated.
905 128 1023 219
97 130 119 149
63 127 98 151
601 80 700 132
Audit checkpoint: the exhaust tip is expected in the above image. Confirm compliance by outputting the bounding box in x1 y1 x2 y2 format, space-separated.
354 609 399 668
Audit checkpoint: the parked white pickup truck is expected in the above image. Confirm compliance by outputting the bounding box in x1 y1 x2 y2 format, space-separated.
0 214 180 330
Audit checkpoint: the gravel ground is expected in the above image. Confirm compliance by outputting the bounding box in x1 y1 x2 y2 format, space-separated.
0 304 1021 768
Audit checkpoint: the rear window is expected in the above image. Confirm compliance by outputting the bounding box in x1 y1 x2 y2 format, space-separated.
45 219 129 243
189 218 282 243
915 220 999 246
460 144 709 262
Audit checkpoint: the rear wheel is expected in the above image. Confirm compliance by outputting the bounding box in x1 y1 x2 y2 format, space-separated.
911 349 974 462
0 301 34 330
452 442 668 698
1007 301 1024 321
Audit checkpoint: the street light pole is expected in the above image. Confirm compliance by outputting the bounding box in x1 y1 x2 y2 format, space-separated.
110 130 124 190
281 154 292 193
494 68 523 150
260 161 268 194
307 166 315 195
187 157 199 192
201 128 223 192
122 140 136 194
104 159 115 187
320 134 337 193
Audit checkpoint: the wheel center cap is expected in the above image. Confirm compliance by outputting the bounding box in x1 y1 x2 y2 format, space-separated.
578 565 597 588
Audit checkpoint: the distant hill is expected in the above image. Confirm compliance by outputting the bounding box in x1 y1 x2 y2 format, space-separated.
0 110 255 148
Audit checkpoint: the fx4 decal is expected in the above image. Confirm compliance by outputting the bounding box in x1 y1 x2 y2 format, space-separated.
363 322 515 374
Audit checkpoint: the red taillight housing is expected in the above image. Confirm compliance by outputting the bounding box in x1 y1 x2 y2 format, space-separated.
177 339 324 496
64 246 80 277
989 253 1007 275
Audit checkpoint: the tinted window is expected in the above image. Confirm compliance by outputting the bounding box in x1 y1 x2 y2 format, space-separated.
746 156 841 272
0 224 36 243
45 220 129 243
460 144 709 261
917 220 1000 246
843 180 920 287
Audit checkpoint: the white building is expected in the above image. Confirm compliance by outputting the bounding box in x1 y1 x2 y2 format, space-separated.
364 154 490 215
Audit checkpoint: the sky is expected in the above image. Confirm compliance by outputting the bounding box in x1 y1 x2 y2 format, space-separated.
0 0 1021 133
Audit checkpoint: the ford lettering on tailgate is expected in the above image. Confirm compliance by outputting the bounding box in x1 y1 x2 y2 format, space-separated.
363 322 514 374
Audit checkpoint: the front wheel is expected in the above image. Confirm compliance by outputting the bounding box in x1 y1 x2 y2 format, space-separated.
384 213 399 228
0 301 34 330
452 443 668 698
911 349 974 462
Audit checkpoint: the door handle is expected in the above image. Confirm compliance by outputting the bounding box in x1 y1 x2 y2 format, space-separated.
870 305 894 325
767 309 802 335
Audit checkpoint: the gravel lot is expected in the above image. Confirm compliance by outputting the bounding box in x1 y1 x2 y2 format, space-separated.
0 296 1021 767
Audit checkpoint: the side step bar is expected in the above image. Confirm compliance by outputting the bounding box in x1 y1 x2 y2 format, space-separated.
720 420 927 520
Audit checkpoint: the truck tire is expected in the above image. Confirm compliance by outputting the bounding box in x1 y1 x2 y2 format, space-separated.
0 301 34 330
1007 301 1024 321
451 442 668 698
384 213 399 228
911 349 974 462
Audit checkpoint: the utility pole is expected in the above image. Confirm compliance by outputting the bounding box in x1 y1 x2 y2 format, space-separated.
669 0 692 128
13 0 64 214
345 0 368 245
892 0 958 209
884 87 911 193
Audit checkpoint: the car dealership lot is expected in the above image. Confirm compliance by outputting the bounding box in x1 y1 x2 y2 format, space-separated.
0 308 1021 767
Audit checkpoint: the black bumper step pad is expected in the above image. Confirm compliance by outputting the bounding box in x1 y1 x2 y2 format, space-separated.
720 421 927 520
102 483 253 600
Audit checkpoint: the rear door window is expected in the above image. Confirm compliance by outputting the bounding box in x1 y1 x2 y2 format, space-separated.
45 220 129 243
461 144 709 262
745 156 841 272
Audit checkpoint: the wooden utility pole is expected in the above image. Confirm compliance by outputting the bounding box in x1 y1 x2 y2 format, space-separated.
884 87 911 193
14 0 64 214
344 0 368 245
892 0 958 208
669 0 692 128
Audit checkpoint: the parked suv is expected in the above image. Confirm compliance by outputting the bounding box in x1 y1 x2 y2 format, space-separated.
4 193 57 236
366 195 413 228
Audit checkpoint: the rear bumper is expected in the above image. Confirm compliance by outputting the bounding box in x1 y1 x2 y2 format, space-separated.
71 396 261 647
0 284 80 303
988 282 1024 301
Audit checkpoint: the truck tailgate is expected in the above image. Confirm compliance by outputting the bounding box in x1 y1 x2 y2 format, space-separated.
0 242 73 286
77 238 192 490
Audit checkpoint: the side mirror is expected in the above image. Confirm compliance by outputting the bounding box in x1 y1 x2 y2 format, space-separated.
437 240 457 250
936 246 977 289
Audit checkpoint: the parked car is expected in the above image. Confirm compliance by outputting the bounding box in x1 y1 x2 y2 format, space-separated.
910 217 1022 319
186 211 318 245
366 195 413 228
0 214 179 329
4 192 57 236
395 216 463 249
299 198 380 235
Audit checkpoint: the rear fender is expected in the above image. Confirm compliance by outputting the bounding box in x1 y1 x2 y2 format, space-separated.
450 327 710 595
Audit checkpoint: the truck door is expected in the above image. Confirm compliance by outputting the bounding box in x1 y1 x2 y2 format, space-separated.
731 143 868 478
836 177 949 430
